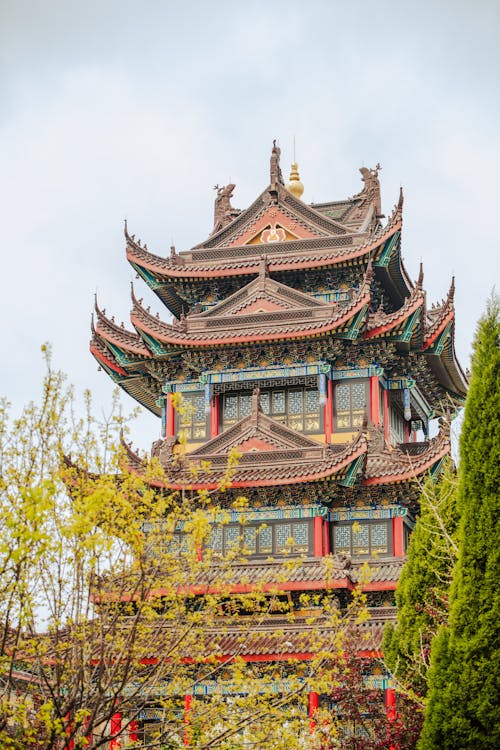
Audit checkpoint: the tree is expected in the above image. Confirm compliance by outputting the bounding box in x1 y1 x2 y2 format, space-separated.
383 458 459 695
1 348 402 750
418 294 500 749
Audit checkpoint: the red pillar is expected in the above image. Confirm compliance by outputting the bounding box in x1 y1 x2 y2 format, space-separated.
386 687 397 750
404 420 411 442
308 691 319 732
313 516 324 557
370 376 380 427
210 394 219 438
383 389 389 444
64 715 74 750
166 393 175 438
110 711 122 750
129 719 139 742
183 694 193 746
392 517 404 557
324 379 333 442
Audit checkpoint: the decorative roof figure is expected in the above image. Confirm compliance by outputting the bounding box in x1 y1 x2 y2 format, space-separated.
213 183 236 233
359 163 382 216
270 140 284 188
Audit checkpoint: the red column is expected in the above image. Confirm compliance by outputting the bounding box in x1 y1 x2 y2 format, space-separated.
110 711 121 750
313 516 324 557
386 687 397 750
392 517 404 557
210 394 219 438
404 420 411 442
129 719 139 742
324 379 333 442
370 376 380 427
308 691 319 732
383 389 389 444
183 695 193 746
64 715 74 750
166 393 175 438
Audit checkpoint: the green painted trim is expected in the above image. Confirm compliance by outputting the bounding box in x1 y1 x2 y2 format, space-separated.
198 361 330 385
332 366 383 380
105 342 142 367
329 506 407 521
382 377 416 390
338 454 365 488
430 457 446 481
426 321 453 356
338 304 368 340
137 331 170 357
374 231 400 268
130 262 162 290
395 309 420 343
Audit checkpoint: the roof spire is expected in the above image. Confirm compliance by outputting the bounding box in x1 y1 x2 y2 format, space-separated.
417 262 424 290
448 276 455 305
270 140 284 188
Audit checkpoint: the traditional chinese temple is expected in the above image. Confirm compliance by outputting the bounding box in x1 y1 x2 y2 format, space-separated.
90 143 467 743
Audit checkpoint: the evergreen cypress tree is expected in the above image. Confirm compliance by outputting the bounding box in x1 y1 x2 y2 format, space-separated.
383 459 459 696
418 294 500 749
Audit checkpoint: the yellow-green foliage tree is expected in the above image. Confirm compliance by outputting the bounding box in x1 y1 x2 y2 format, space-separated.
0 348 385 750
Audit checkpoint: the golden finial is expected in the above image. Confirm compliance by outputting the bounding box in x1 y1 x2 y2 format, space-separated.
286 138 304 198
287 161 304 199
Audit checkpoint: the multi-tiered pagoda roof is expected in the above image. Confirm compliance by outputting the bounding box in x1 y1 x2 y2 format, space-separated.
91 143 466 501
89 144 468 739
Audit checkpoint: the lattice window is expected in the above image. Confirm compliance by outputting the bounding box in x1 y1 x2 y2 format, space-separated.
209 526 223 552
258 525 273 554
370 523 388 555
177 391 208 442
290 522 309 553
332 521 391 558
224 526 240 552
222 393 251 427
272 390 286 415
334 380 367 431
221 387 322 434
334 525 351 554
166 533 189 556
352 524 370 556
243 526 257 554
205 520 312 558
275 523 292 554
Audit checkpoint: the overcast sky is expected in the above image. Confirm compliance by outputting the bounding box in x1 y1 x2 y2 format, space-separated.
1 0 499 449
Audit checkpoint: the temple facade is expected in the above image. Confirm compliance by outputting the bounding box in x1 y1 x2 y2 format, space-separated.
90 143 467 743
